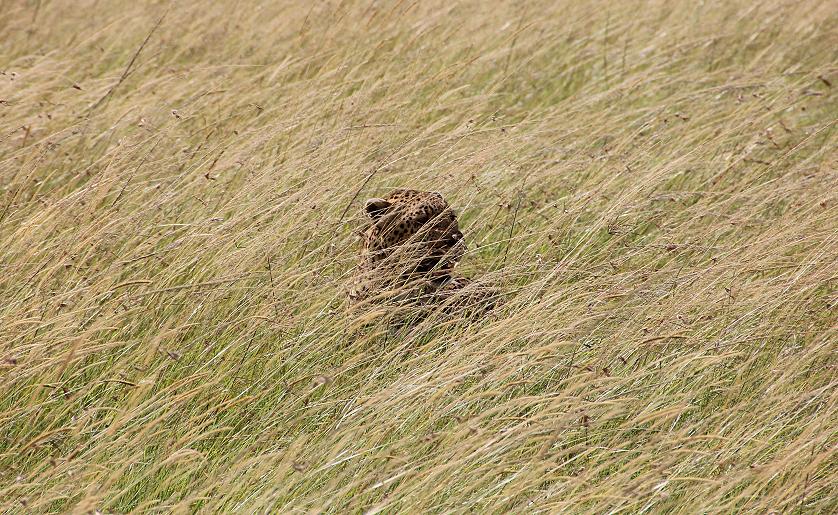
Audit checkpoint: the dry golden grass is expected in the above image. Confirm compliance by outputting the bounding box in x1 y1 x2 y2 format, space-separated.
1 0 836 512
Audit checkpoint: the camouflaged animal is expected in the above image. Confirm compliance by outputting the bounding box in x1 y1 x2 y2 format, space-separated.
349 189 473 305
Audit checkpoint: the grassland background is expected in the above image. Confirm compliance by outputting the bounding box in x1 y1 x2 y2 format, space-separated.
1 0 836 512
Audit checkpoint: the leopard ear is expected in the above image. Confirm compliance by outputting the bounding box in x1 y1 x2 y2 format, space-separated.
364 198 392 220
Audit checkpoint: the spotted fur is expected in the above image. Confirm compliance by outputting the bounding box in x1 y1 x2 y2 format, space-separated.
349 189 471 304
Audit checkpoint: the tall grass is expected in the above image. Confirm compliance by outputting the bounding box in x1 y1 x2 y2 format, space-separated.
1 0 836 512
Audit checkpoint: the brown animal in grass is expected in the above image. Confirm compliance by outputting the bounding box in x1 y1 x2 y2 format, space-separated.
349 189 492 310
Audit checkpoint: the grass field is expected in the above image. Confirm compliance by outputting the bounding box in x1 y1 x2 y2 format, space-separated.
1 0 836 512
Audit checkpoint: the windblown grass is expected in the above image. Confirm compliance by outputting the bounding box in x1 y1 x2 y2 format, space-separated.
1 0 836 512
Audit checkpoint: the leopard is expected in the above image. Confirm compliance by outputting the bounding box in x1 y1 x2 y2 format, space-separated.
348 189 484 309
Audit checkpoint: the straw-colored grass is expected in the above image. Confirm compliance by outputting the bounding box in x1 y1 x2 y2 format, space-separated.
1 0 836 512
